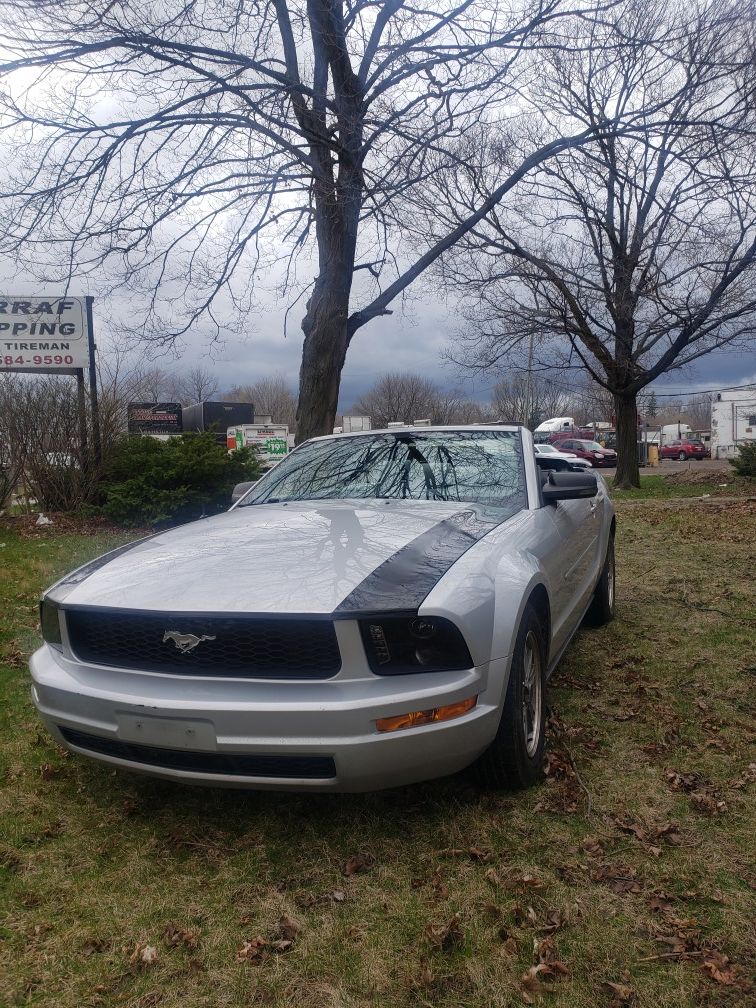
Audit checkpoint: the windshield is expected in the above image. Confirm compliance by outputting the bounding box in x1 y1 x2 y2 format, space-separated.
580 441 605 451
536 444 557 454
239 430 526 507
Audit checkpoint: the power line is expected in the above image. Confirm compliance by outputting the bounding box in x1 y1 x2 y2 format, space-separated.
648 382 756 397
520 378 756 400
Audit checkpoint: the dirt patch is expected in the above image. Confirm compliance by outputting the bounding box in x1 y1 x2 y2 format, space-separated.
0 513 147 538
661 468 749 491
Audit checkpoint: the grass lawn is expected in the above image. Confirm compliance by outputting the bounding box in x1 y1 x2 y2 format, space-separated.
0 498 754 1008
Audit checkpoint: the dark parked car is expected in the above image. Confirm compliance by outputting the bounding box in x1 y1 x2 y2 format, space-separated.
553 438 618 467
660 439 707 461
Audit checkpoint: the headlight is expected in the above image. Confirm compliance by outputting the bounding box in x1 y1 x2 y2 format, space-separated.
359 615 473 675
40 598 63 652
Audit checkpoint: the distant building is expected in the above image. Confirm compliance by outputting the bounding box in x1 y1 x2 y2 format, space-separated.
710 388 756 459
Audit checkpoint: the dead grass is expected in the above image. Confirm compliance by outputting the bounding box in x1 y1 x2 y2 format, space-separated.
0 502 754 1008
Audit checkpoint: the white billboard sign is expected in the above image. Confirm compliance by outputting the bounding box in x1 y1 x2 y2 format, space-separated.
0 296 90 373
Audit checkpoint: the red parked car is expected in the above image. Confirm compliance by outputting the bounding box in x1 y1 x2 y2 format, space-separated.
552 438 618 467
660 439 707 461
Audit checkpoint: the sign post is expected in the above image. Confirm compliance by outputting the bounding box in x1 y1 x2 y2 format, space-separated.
0 294 99 468
85 297 101 464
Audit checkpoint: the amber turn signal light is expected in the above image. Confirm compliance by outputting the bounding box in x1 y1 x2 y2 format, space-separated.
375 695 477 733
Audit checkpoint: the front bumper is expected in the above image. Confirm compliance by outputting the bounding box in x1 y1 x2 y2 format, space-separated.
30 645 507 792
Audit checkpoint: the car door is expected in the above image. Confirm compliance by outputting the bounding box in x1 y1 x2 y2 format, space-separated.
545 487 601 653
561 439 584 462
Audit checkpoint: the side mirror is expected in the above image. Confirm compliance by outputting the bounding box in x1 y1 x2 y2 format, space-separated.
541 471 598 503
231 480 258 504
535 455 570 473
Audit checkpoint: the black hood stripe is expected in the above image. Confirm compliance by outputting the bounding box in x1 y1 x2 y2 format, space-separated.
46 536 154 602
333 502 521 615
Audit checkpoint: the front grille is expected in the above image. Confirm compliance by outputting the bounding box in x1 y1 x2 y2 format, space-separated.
64 609 341 679
59 726 336 779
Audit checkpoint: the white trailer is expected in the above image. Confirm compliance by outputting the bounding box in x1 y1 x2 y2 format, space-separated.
710 389 756 459
341 415 371 433
227 424 290 465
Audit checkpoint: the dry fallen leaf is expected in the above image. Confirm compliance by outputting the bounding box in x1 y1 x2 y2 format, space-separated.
163 923 200 949
534 936 568 973
647 891 674 914
277 915 301 942
520 964 555 1003
544 750 573 779
424 912 464 952
690 791 727 816
502 873 544 892
236 937 268 963
665 768 702 792
269 938 294 953
128 943 159 967
731 762 756 789
589 864 643 895
485 867 502 886
537 909 567 934
603 979 635 1004
613 816 648 842
81 938 110 956
581 836 604 857
701 950 737 985
343 852 375 876
469 845 493 862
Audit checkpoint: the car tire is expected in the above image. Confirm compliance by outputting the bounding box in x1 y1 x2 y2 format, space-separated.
472 604 547 790
587 533 616 627
678 451 686 461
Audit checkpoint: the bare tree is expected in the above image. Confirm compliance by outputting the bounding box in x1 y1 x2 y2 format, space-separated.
96 349 176 444
226 374 297 428
352 373 448 427
491 373 574 427
173 365 219 406
131 367 174 404
431 0 756 485
0 374 98 509
445 399 492 424
684 394 714 432
0 0 676 444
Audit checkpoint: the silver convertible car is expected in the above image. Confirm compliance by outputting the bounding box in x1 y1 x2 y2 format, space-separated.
31 426 615 792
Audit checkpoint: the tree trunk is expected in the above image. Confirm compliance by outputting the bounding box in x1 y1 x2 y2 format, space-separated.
295 273 350 443
613 391 641 489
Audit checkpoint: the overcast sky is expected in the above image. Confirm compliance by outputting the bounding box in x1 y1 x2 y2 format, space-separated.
109 289 756 409
1 268 752 409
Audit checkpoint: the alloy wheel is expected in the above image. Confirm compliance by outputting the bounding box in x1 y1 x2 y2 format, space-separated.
521 630 543 757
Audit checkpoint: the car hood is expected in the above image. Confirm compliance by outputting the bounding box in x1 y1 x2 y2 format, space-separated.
49 499 518 614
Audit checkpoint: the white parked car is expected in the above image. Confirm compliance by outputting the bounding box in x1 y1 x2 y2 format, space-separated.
32 426 615 792
534 443 592 470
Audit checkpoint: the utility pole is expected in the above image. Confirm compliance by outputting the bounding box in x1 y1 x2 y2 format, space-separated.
523 331 534 428
85 297 101 466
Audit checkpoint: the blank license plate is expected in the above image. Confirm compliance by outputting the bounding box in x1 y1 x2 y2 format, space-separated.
115 713 217 750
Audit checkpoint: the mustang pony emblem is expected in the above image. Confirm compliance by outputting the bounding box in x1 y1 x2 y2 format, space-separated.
162 631 216 653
